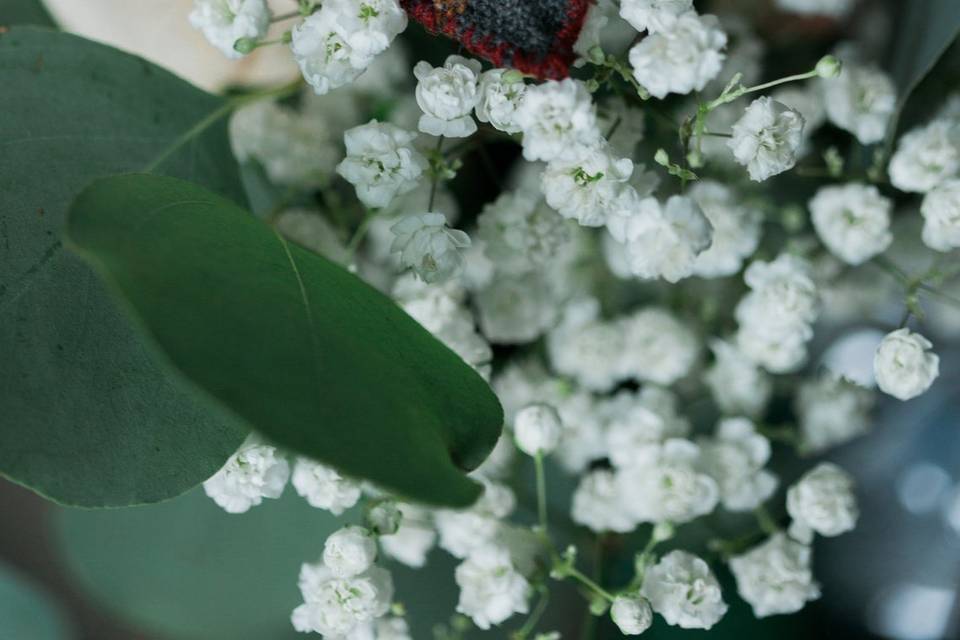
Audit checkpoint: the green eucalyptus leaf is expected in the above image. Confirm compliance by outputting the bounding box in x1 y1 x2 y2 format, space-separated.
1 0 56 26
55 489 338 640
65 173 503 507
0 27 248 506
0 561 72 640
885 0 960 144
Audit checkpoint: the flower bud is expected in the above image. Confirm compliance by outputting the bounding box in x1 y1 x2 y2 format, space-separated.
367 501 402 536
611 595 653 635
323 526 377 577
513 403 562 456
233 37 258 55
815 55 842 79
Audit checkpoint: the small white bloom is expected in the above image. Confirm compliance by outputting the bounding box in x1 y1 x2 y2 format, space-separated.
203 436 289 514
628 12 727 99
618 439 719 524
390 213 471 283
337 121 427 208
607 195 713 283
735 254 819 373
604 387 690 468
699 418 778 512
455 545 530 630
921 178 960 251
728 97 805 182
823 62 896 145
435 481 515 558
292 0 407 95
572 469 638 533
324 526 378 577
367 501 402 536
641 551 727 629
611 594 654 635
547 298 626 392
291 458 362 515
513 403 563 456
689 180 763 277
515 79 601 162
874 328 940 400
414 55 482 138
189 0 270 59
474 272 560 345
476 69 527 134
292 563 393 636
379 504 436 568
889 118 960 193
729 534 820 618
619 309 701 385
704 339 772 418
787 463 858 542
477 191 572 274
619 0 694 33
797 374 874 453
542 143 637 227
810 183 893 265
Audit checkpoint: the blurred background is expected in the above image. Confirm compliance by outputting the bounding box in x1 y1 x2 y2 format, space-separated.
2 0 960 638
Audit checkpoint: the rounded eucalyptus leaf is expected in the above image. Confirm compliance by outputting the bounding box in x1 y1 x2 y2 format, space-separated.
0 27 248 506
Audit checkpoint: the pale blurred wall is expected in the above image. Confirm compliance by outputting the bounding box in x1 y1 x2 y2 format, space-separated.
42 0 298 91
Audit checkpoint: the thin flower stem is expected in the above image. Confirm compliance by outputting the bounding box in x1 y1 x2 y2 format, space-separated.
754 504 780 536
514 588 550 639
428 136 444 211
565 565 616 603
346 209 380 257
535 452 548 536
271 10 301 22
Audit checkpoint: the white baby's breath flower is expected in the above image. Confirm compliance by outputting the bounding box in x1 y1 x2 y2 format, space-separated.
455 545 530 630
475 69 527 134
292 563 393 636
390 213 471 283
689 180 763 277
379 504 436 568
513 403 563 456
729 534 820 618
797 374 874 453
619 0 694 33
337 121 427 208
414 55 482 138
874 328 940 400
542 143 637 227
728 97 805 182
604 387 690 468
606 195 713 283
291 458 361 515
787 463 858 542
324 526 378 578
641 551 727 629
189 0 271 59
203 436 289 514
628 12 727 99
889 118 960 193
611 594 654 635
704 339 772 418
572 469 638 533
617 439 719 524
699 418 778 512
810 183 893 265
619 309 701 386
823 62 896 145
515 79 601 162
921 178 960 251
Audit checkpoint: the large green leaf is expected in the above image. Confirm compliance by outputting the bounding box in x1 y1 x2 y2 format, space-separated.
885 0 960 144
0 0 55 26
0 561 72 640
65 173 503 507
0 27 247 506
55 488 339 640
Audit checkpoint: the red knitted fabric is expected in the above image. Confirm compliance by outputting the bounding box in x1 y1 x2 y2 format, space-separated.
400 0 592 80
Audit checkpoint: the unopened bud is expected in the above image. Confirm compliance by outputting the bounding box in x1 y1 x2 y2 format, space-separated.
815 55 842 79
233 37 258 55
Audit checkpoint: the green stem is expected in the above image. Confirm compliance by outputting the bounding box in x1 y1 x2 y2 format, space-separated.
535 452 548 536
427 136 444 211
565 566 615 603
514 588 550 639
346 209 380 257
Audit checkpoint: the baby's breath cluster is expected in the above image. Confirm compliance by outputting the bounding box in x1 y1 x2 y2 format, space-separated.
189 0 959 636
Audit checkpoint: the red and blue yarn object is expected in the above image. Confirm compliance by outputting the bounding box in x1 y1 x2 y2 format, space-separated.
400 0 592 80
